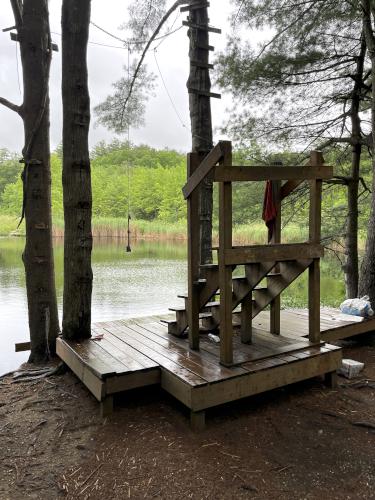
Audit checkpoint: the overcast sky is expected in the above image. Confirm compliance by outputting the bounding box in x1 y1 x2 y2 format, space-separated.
0 0 238 154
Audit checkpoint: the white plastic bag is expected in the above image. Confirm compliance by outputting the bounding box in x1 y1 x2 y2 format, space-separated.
340 295 374 318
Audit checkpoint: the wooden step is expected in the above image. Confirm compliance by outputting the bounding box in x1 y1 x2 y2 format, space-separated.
252 259 312 319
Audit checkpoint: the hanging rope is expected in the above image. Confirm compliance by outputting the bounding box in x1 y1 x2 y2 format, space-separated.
126 43 132 253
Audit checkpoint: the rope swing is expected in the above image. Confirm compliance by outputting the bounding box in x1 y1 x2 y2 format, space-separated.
126 43 132 253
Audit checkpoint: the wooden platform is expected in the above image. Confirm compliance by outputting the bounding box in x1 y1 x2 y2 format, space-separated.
55 306 375 427
251 307 375 343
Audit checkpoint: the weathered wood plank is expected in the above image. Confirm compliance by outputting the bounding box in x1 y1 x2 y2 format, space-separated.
182 141 228 199
56 338 105 401
218 142 233 366
187 152 200 348
123 321 247 382
105 370 161 395
190 348 342 411
101 322 207 387
58 336 129 379
95 328 159 371
213 165 333 183
225 243 323 265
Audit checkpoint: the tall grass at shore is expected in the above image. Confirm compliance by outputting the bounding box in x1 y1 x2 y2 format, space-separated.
1 214 313 244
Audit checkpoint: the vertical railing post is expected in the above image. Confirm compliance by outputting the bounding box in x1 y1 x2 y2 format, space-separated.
308 150 323 344
187 153 201 350
270 162 282 335
219 142 233 366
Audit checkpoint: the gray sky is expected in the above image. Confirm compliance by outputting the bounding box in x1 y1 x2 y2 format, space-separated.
0 0 236 154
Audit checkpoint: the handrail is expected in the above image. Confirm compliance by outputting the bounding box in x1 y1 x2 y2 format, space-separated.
182 140 230 199
213 165 332 182
182 144 329 201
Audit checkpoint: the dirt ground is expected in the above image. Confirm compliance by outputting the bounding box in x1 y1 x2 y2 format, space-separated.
0 338 375 500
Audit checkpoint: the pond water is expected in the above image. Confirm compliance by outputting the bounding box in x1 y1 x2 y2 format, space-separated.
0 237 345 375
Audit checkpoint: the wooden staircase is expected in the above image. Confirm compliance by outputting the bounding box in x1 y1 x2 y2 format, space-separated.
164 259 312 336
164 141 332 366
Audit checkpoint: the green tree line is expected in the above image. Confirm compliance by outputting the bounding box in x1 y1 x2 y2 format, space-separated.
0 140 371 242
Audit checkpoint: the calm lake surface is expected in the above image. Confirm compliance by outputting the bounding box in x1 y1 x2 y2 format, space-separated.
0 237 345 375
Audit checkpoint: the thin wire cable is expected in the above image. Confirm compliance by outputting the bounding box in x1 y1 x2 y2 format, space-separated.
90 21 183 46
51 30 127 50
90 21 127 43
153 48 188 130
154 9 181 51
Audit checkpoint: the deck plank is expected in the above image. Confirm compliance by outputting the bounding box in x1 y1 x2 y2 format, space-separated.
61 337 131 379
94 326 159 371
99 322 207 387
114 320 238 383
127 321 248 381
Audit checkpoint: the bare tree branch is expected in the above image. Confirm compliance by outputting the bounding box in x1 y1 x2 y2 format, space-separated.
119 0 189 126
0 96 22 115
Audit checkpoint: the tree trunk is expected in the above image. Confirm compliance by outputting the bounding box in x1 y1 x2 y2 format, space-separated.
16 0 60 362
344 33 366 299
359 0 375 307
187 5 214 265
61 0 93 340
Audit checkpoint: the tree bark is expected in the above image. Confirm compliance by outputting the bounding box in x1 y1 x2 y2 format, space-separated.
16 0 60 362
61 0 93 340
359 0 375 307
187 5 214 265
344 32 366 299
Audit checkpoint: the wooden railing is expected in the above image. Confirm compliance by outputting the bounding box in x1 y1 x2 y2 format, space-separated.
183 141 332 366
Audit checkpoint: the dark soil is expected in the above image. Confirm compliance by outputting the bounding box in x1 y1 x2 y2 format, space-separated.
1 339 375 500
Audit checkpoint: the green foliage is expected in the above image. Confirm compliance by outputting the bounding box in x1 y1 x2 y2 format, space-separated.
0 141 370 249
0 143 187 226
216 1 368 149
94 63 156 134
0 149 22 200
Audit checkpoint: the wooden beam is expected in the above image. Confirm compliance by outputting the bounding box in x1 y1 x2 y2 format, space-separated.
225 243 323 266
240 295 252 344
187 153 201 350
195 43 215 51
190 410 206 431
10 32 59 51
308 150 324 344
191 60 214 69
180 2 210 12
188 88 221 99
182 21 221 33
182 141 228 199
213 165 333 183
190 348 342 411
218 142 233 366
270 174 281 335
15 341 31 352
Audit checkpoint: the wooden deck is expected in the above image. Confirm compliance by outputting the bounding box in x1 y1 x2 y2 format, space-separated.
55 306 375 427
251 307 375 342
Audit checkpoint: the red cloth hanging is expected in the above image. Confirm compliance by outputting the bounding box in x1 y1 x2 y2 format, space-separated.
262 180 278 242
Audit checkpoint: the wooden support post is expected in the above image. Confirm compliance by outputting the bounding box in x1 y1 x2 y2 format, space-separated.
190 410 206 431
240 294 252 344
100 395 113 417
270 165 282 335
187 153 201 350
308 151 323 344
219 143 233 366
324 371 338 389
